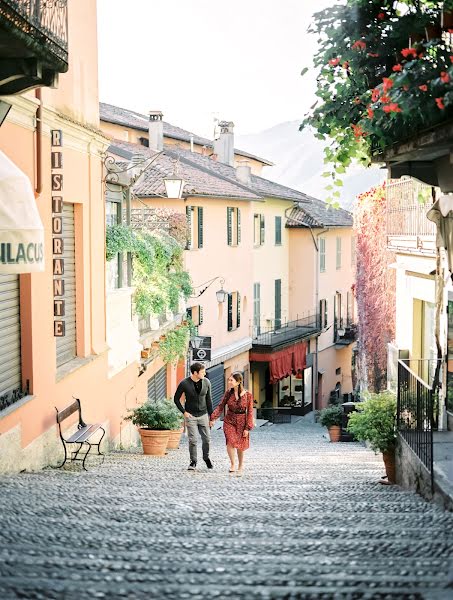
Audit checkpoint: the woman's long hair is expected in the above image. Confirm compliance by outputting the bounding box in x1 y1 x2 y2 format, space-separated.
230 372 244 397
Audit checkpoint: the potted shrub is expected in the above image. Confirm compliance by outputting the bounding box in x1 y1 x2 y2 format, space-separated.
319 405 343 442
346 392 397 483
125 399 183 456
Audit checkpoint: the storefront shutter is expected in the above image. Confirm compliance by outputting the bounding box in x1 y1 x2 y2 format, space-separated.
227 207 232 246
56 203 77 367
198 207 203 248
206 363 225 410
0 274 21 400
148 366 167 402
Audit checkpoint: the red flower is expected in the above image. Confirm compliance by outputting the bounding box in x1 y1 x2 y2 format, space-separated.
441 71 450 83
383 77 394 91
377 12 385 20
392 64 403 72
436 97 445 110
450 56 453 64
371 88 380 102
401 47 417 59
342 61 349 70
383 103 401 114
381 94 391 103
367 107 374 119
368 52 379 58
419 84 428 92
352 40 366 50
328 58 340 66
352 124 364 138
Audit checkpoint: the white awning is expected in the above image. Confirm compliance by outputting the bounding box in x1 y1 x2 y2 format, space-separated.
0 150 44 274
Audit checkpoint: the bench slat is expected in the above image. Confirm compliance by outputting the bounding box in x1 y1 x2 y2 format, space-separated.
56 400 80 423
66 424 102 444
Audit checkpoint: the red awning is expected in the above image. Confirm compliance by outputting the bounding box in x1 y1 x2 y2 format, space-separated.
250 341 307 384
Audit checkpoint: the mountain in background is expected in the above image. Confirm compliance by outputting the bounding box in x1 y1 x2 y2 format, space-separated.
237 121 385 210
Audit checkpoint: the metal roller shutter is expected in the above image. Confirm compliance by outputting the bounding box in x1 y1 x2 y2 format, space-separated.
148 366 167 402
56 203 77 367
0 274 21 401
206 363 225 410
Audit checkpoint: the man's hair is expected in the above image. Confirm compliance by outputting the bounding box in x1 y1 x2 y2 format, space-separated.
190 362 205 374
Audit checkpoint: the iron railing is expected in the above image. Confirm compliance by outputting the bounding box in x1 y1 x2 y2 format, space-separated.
251 313 320 348
130 208 171 233
397 359 435 489
0 0 69 67
386 179 436 238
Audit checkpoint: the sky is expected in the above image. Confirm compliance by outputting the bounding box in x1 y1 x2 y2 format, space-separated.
97 0 334 138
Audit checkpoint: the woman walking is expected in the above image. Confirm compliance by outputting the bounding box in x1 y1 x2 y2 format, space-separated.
209 373 254 476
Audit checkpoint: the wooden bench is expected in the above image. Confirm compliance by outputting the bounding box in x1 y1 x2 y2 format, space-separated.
55 397 105 470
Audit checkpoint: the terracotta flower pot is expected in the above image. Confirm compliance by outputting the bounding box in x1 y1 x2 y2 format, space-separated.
328 425 341 442
167 428 183 450
382 450 396 484
138 429 170 456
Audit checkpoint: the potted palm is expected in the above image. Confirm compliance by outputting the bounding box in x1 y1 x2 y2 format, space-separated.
125 399 183 456
319 405 343 442
346 392 397 483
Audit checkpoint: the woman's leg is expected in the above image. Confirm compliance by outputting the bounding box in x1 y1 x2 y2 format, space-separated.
237 449 244 471
226 444 236 471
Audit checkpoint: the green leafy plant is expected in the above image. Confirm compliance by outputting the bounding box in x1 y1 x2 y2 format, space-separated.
346 391 397 453
125 399 184 430
158 325 191 365
106 224 137 261
318 405 343 428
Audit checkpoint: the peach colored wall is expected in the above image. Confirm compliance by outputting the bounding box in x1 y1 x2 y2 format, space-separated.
132 196 253 353
317 345 354 409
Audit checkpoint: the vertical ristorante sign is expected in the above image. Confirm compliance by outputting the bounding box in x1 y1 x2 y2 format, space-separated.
51 130 65 337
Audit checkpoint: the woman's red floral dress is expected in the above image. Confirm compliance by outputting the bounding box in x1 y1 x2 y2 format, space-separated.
211 390 254 450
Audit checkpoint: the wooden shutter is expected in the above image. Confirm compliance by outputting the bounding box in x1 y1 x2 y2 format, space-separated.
237 293 241 328
227 293 233 331
237 208 241 244
274 279 281 329
148 366 167 402
275 216 282 245
227 207 232 246
186 206 192 249
56 203 77 367
0 274 21 401
198 207 203 248
260 214 265 245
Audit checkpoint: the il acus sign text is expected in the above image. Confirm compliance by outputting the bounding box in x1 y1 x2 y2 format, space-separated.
51 130 65 337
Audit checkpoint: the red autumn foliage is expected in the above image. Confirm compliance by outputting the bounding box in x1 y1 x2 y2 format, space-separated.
353 184 395 392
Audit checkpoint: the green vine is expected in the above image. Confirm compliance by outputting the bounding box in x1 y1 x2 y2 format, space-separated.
158 325 191 365
106 224 136 261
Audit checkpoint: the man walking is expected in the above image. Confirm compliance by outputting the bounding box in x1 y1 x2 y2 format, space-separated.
174 363 213 471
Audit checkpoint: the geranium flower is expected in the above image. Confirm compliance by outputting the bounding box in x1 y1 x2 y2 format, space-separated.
371 88 380 102
441 71 450 83
383 77 394 92
419 84 428 92
328 58 340 66
401 47 417 59
392 64 403 72
383 103 401 113
352 40 366 50
381 94 391 103
367 107 374 119
377 12 385 20
352 124 364 138
435 97 445 110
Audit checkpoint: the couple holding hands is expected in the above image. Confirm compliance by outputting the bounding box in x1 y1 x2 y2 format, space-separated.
174 362 254 476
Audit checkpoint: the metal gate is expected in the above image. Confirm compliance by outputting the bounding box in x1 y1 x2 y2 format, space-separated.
0 274 21 408
56 203 77 367
148 366 167 402
206 363 225 410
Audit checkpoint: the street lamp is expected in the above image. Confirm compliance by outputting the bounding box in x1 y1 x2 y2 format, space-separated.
216 278 227 303
164 173 185 199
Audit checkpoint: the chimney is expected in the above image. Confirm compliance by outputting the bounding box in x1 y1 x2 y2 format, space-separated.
213 120 234 166
236 160 251 185
148 110 163 151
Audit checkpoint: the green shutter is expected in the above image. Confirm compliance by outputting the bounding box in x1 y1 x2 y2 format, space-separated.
198 207 203 248
237 293 241 328
227 207 232 245
260 214 265 245
227 293 233 331
275 216 282 245
274 279 281 329
186 206 192 249
237 208 241 244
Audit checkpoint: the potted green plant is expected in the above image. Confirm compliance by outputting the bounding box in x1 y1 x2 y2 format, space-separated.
125 399 183 456
319 405 343 442
346 392 397 483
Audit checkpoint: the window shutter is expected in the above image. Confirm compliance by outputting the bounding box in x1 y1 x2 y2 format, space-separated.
275 216 282 245
186 307 193 321
237 293 241 328
260 214 265 245
325 300 328 328
237 208 241 244
186 206 192 249
227 293 233 331
227 207 232 246
198 207 203 248
199 305 204 325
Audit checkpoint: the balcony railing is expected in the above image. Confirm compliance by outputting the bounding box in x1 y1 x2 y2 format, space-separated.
130 208 171 234
397 359 437 490
0 0 68 93
386 179 436 239
251 313 320 349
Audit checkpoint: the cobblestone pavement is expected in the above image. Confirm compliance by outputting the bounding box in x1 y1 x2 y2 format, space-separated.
1 419 453 600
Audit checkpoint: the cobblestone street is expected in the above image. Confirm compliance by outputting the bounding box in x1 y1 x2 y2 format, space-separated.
1 420 453 600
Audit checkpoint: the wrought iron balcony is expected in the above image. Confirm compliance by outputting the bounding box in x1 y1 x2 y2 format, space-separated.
251 313 320 350
0 0 68 94
334 321 357 347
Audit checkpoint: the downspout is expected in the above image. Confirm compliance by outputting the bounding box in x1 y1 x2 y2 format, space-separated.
34 88 42 196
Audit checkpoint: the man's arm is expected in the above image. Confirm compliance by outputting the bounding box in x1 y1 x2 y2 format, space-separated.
205 379 213 416
174 381 187 415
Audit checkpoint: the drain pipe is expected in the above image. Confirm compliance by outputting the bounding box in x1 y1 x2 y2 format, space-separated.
34 88 43 196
